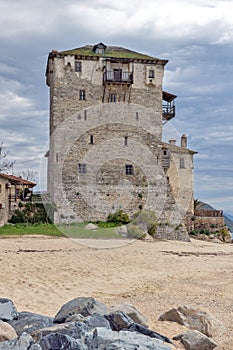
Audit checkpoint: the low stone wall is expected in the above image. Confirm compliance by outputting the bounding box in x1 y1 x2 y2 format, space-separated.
194 216 225 232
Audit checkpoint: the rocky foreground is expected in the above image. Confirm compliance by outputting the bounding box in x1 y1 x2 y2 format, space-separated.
0 297 224 350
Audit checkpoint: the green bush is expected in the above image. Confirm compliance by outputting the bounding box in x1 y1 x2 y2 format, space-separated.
107 210 130 225
132 209 157 237
127 224 145 239
9 202 56 224
94 221 118 228
148 223 157 237
218 226 231 242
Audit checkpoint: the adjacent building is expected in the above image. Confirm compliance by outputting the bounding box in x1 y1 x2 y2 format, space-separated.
45 43 197 240
0 174 36 226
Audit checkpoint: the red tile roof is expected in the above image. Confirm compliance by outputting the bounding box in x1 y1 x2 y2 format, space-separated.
0 173 36 187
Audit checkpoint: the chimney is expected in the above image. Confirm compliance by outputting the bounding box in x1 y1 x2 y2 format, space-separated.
169 139 176 145
181 134 187 148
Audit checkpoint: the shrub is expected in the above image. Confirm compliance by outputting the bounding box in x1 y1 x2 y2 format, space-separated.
127 224 145 239
94 221 118 228
9 202 56 224
107 210 130 225
218 226 231 242
18 201 25 208
132 209 157 236
148 223 157 237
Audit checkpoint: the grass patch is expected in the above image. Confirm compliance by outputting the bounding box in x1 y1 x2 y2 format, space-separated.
60 222 120 239
0 222 122 239
0 223 64 237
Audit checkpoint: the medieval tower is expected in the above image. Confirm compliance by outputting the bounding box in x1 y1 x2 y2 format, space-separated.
46 43 196 240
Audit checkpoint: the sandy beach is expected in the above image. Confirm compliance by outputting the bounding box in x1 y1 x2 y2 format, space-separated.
0 235 232 349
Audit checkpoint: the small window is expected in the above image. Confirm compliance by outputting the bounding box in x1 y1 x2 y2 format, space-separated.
84 110 87 120
75 61 82 72
180 158 185 169
125 164 133 175
96 48 105 54
109 93 117 102
124 136 128 146
79 90 86 101
90 135 94 144
136 112 139 121
149 70 155 78
163 150 167 156
78 163 86 174
0 184 1 193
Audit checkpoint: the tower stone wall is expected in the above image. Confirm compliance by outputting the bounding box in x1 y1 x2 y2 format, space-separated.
46 44 196 240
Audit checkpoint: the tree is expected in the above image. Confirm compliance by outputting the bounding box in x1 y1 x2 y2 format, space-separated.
0 142 15 173
16 170 37 182
194 199 205 212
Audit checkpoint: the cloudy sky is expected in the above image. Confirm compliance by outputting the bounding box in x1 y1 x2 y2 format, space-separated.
0 0 233 216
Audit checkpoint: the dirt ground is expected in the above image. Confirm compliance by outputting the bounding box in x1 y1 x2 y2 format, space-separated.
0 236 232 349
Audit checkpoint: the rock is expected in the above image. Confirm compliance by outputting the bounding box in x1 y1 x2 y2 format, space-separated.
174 330 217 350
84 223 98 230
54 297 106 323
0 321 17 341
158 306 224 337
0 332 40 350
127 323 173 345
39 333 86 350
8 311 54 336
196 234 209 241
29 345 42 350
105 311 134 331
222 232 232 243
108 302 148 327
114 225 128 237
84 313 110 330
90 327 172 350
0 298 17 321
66 314 85 322
31 321 88 342
143 233 154 241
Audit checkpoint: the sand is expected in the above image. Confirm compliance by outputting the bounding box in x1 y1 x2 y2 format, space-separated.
0 235 232 349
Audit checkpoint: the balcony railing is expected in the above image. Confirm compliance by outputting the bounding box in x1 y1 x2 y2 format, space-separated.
162 104 175 121
103 70 133 84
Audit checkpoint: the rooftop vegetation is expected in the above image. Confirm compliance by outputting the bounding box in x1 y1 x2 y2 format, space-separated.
60 47 158 60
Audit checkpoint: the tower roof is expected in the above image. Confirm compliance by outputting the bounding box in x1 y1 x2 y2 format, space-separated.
51 43 168 64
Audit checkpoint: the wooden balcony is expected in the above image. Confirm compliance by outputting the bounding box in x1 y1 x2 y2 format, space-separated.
162 103 175 121
103 70 133 84
162 91 177 121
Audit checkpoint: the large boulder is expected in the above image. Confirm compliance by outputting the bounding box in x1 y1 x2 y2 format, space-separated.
114 225 128 237
108 302 148 327
39 333 86 350
105 311 134 331
0 332 40 350
54 297 106 323
84 313 110 330
158 306 224 337
127 323 173 345
0 321 17 341
174 330 217 350
89 327 172 350
84 223 98 230
0 299 17 321
31 321 88 343
8 312 54 336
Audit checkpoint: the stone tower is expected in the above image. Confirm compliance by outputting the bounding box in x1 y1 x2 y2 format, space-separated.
46 43 196 240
